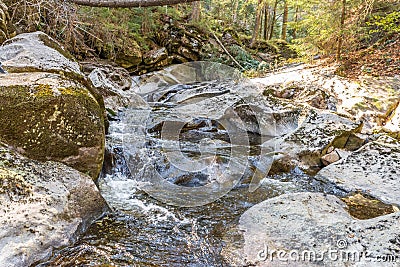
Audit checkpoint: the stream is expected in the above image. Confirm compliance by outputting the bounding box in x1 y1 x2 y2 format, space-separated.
41 62 344 267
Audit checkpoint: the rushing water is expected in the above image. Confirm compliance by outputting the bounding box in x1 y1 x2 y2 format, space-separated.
43 165 328 266
41 62 346 267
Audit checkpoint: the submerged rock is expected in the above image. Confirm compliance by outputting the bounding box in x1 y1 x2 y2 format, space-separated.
224 192 400 267
0 144 107 267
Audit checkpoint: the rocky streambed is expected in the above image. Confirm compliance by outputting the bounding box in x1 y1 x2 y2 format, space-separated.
0 30 399 266
46 62 400 266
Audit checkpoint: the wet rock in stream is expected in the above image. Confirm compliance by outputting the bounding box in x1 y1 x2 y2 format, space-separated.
116 62 284 207
224 192 400 267
0 145 107 267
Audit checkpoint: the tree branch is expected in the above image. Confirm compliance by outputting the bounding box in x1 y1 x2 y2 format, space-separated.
69 0 198 8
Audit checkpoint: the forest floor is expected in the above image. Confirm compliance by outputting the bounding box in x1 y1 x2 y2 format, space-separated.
331 34 400 79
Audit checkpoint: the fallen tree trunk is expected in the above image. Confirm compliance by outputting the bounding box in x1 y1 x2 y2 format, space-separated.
69 0 198 8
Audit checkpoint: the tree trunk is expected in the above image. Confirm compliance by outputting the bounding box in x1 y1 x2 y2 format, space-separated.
293 5 299 39
281 0 288 40
259 6 264 37
269 0 278 40
141 8 151 34
232 0 239 24
191 1 201 21
69 0 199 8
263 3 269 40
336 0 346 61
250 0 263 48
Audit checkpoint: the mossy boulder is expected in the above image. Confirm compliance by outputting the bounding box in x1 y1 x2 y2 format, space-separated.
0 31 106 110
0 144 107 266
0 72 105 179
0 32 105 179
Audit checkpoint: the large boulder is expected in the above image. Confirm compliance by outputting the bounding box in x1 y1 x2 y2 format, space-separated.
0 31 81 76
0 32 105 179
0 72 105 179
317 135 400 206
224 192 400 267
0 144 107 267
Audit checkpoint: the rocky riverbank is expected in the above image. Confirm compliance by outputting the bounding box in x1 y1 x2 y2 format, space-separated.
223 65 400 266
0 31 108 266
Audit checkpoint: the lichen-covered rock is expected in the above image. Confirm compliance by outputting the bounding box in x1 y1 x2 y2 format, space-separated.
317 135 400 206
0 72 105 179
224 192 400 267
0 31 81 77
0 144 107 267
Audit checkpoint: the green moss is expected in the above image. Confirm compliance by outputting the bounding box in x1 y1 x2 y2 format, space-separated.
34 84 53 97
354 102 368 110
0 74 105 179
342 193 397 220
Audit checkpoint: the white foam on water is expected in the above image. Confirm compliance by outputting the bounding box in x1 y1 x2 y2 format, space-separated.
100 173 190 225
128 198 190 224
99 174 139 204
